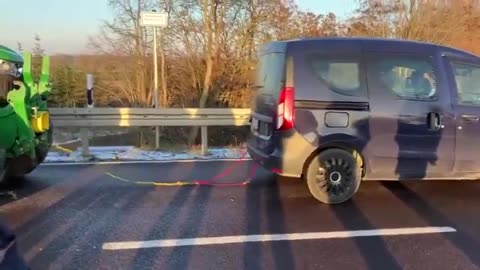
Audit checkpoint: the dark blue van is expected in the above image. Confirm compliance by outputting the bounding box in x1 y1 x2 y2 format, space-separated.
247 37 480 204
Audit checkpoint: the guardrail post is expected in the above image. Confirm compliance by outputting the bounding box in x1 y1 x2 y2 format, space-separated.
201 126 208 156
155 126 160 150
80 128 90 158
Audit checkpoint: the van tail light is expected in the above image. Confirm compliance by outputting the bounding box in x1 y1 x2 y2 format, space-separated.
276 87 295 130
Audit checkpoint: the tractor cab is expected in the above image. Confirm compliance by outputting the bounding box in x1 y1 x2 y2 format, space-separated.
0 45 23 106
0 44 52 183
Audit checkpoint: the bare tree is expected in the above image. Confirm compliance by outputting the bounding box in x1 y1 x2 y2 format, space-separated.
49 0 480 149
347 0 480 49
16 42 23 52
89 0 156 107
32 34 45 56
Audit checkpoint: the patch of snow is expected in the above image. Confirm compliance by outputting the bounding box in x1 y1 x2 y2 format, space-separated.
45 146 249 163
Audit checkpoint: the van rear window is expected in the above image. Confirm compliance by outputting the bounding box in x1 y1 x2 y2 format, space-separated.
308 55 364 97
256 53 286 96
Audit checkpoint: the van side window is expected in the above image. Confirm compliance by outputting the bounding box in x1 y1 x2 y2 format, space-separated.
450 62 480 106
309 57 363 96
370 57 437 101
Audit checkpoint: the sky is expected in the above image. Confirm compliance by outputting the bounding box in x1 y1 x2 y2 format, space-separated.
0 0 359 54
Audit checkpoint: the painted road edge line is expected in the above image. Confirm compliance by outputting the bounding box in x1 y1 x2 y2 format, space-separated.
41 158 253 166
102 226 456 250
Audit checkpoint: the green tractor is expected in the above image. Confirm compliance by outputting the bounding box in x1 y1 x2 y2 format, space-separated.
0 45 52 183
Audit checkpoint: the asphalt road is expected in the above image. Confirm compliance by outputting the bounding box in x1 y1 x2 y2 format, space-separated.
1 160 480 270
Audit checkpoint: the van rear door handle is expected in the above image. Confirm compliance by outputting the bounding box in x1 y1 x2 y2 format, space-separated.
461 114 480 122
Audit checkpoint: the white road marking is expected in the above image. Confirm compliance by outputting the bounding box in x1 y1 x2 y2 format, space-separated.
40 158 252 166
102 226 456 250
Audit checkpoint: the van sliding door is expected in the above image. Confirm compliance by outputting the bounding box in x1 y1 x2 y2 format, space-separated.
365 52 455 180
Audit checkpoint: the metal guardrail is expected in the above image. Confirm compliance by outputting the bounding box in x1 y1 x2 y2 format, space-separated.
49 108 252 157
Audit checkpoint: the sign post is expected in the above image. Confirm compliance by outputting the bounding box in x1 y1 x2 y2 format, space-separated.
140 11 168 149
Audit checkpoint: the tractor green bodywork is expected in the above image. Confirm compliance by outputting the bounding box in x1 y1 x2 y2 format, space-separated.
0 45 52 181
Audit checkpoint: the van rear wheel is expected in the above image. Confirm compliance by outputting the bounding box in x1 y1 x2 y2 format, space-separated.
305 149 362 204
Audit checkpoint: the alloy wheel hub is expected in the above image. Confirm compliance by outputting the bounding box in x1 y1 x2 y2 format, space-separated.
329 171 342 184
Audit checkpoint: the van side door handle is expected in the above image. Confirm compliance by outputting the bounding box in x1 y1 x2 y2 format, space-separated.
461 114 479 122
428 112 442 131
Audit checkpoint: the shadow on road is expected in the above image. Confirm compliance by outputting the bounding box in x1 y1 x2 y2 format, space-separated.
127 186 196 270
163 187 213 270
128 160 224 270
243 174 295 270
243 176 263 270
330 200 402 270
3 159 259 269
266 178 296 270
0 164 109 209
382 181 480 268
61 185 151 269
12 167 105 237
0 176 50 206
28 179 149 268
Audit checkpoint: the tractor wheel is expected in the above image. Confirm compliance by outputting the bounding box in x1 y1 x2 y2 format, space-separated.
2 155 35 186
0 149 7 183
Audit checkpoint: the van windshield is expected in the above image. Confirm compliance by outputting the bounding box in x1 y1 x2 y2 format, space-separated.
256 53 285 97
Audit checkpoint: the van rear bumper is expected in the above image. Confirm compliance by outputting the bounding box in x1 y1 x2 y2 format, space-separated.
247 131 314 178
247 144 284 175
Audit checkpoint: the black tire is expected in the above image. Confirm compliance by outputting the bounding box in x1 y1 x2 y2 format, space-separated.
305 149 362 204
0 121 52 183
5 154 35 178
0 154 36 187
0 149 7 183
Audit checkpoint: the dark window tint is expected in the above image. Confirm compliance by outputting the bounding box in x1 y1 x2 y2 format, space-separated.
370 56 437 101
309 56 363 96
450 62 480 106
255 53 285 96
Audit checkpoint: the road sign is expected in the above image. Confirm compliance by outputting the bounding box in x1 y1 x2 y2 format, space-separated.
140 11 168 27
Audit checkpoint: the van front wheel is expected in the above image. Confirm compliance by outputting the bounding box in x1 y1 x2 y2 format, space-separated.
305 149 362 204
